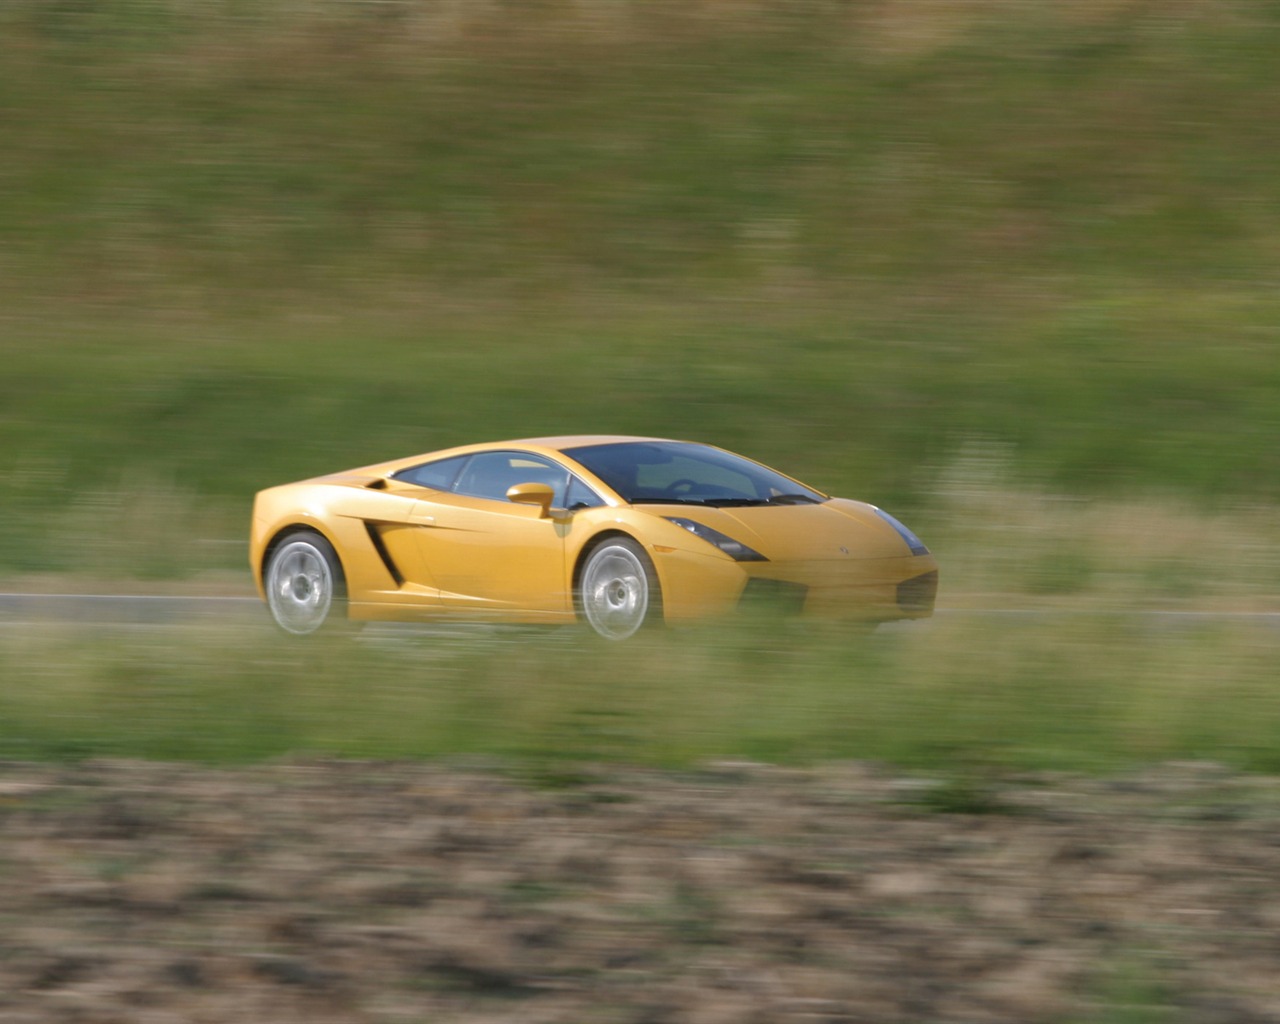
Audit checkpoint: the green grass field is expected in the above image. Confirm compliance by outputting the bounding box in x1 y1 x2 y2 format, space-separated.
2 0 1278 768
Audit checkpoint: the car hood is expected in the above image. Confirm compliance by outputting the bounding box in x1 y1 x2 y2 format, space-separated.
641 498 917 561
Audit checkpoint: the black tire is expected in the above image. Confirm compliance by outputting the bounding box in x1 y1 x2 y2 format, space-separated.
577 537 662 640
263 530 347 635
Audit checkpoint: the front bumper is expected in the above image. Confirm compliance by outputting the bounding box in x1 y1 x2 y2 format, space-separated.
654 547 938 624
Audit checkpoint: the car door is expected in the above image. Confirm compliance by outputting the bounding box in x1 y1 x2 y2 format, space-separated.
409 451 572 618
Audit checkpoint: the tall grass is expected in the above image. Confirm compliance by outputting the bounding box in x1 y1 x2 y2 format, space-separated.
929 444 1280 607
2 614 1278 772
4 309 1279 581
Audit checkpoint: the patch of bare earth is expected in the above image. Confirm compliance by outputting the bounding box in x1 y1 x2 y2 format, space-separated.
2 760 1280 1023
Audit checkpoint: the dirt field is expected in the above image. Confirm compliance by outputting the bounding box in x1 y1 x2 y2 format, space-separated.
2 759 1279 1023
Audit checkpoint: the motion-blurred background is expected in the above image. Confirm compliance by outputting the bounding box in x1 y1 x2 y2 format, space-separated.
5 9 1280 1019
2 1 1279 769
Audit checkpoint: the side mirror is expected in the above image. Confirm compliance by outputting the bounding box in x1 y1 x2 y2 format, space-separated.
506 482 556 517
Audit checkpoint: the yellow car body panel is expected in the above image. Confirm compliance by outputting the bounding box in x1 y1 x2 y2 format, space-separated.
409 490 568 615
250 435 938 632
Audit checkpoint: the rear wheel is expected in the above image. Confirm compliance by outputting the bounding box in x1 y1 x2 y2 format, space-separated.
578 538 660 640
264 531 346 635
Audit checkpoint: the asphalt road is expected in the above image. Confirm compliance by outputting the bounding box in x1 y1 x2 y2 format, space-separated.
0 593 262 626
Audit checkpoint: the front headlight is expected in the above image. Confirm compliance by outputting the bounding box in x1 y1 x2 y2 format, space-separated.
664 517 768 562
873 508 930 556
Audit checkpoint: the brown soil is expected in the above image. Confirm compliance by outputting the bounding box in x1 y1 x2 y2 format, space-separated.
2 759 1279 1023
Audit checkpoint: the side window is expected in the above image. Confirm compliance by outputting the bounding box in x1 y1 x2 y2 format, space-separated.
566 476 606 510
453 451 569 505
393 454 469 491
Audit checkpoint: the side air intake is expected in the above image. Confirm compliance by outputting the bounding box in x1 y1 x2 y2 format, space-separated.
363 522 405 586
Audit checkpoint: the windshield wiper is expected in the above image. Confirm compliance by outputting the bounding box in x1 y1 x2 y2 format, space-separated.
631 494 824 508
765 493 823 505
701 495 824 507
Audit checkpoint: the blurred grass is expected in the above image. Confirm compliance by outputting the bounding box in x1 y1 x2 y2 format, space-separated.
6 0 1280 295
2 615 1278 772
2 0 1280 580
4 292 1279 581
931 445 1280 607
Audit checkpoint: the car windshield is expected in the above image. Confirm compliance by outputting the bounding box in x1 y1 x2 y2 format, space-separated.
562 441 827 507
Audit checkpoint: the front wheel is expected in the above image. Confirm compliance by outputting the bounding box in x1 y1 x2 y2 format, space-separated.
264 531 346 635
577 538 661 641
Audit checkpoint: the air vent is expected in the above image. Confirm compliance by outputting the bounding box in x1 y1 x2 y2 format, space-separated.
363 522 404 585
739 578 808 615
897 571 938 613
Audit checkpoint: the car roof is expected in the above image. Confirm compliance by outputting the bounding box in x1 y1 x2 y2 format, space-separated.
337 436 689 483
505 434 678 451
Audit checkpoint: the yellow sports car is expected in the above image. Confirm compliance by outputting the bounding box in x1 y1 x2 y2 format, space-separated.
250 436 938 639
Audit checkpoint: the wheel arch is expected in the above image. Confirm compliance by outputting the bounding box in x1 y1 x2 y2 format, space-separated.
259 521 347 591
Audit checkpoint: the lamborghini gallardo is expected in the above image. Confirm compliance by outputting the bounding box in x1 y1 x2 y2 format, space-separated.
250 436 938 638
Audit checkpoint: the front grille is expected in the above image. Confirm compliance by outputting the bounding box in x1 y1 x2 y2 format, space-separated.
897 570 938 613
739 578 809 615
